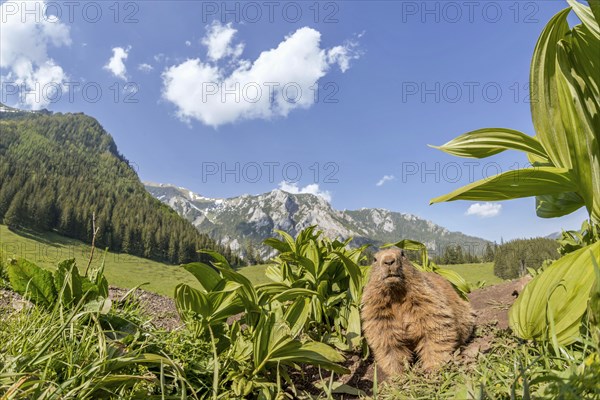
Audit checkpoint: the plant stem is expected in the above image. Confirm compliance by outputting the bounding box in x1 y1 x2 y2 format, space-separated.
207 324 219 400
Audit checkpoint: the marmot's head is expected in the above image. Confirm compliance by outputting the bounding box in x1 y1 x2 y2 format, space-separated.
371 248 407 287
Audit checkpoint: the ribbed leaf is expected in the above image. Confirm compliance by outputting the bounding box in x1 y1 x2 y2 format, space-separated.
54 259 83 307
182 262 222 292
198 249 232 269
530 8 573 170
536 192 585 218
430 128 548 160
284 297 311 337
567 0 600 40
509 241 600 345
268 341 349 374
430 167 577 204
271 288 318 303
7 259 57 307
555 23 600 222
436 268 471 297
263 238 291 253
590 0 600 26
175 284 212 321
274 230 296 253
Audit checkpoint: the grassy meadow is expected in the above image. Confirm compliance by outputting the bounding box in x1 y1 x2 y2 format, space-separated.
0 224 202 297
0 225 505 297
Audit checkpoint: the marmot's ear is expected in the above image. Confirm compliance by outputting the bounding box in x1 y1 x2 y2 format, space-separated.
400 250 406 258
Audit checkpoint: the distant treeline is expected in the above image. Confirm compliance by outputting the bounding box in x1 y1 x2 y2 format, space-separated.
0 113 242 266
493 238 560 279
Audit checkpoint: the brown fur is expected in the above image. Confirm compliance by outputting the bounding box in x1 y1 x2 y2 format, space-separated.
361 248 475 376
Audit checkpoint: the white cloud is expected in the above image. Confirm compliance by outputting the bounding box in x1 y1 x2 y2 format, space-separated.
202 21 244 61
138 63 154 72
162 24 362 127
327 41 361 73
0 0 71 109
104 46 130 80
376 175 395 187
278 182 332 203
185 40 192 47
465 203 502 218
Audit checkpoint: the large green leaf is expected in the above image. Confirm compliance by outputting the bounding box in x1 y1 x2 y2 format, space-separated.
536 192 585 218
7 259 57 307
271 288 318 303
175 284 212 322
198 249 232 269
555 23 600 223
430 128 548 160
430 167 577 204
509 241 600 345
263 237 291 253
284 297 311 337
274 230 297 253
590 0 600 27
530 7 573 170
182 262 222 292
567 0 600 39
268 341 349 374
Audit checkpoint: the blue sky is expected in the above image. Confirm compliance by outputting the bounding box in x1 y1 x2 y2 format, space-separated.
0 0 589 242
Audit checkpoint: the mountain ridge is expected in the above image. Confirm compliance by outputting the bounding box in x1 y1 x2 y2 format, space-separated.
145 182 491 260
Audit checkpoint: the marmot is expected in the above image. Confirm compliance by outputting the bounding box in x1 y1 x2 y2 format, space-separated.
361 248 474 376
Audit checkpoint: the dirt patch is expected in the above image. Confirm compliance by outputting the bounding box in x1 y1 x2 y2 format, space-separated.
108 286 181 331
468 276 531 330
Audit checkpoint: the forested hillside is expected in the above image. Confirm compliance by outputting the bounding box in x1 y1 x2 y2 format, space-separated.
493 238 560 279
0 108 241 265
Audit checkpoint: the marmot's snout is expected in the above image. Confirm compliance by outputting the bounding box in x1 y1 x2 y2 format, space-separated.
374 249 405 283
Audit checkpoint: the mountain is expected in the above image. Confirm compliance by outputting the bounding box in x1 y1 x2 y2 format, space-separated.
545 232 562 240
145 183 491 260
0 106 241 265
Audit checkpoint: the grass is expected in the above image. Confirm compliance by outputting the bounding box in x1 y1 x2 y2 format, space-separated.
0 224 201 297
440 262 504 287
0 225 506 298
235 263 272 286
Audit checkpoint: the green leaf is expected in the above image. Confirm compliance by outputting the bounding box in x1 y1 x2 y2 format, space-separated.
430 128 549 160
530 7 573 170
7 258 57 307
269 341 349 374
263 238 291 253
271 288 318 303
54 259 83 307
182 262 222 292
555 24 600 223
430 167 577 204
436 268 471 297
332 251 363 302
536 192 585 218
509 241 600 345
274 230 296 253
198 249 232 269
590 0 600 27
284 297 311 337
387 239 427 252
567 0 600 40
175 283 212 322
